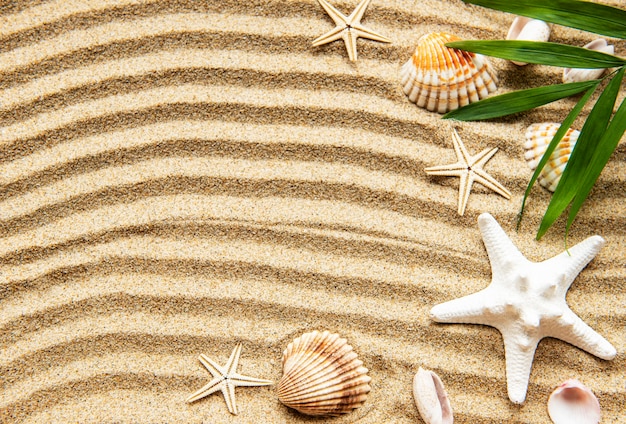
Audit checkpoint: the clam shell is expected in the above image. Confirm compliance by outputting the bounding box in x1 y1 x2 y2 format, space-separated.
547 379 601 424
563 39 615 83
413 367 453 424
400 32 498 113
506 17 551 65
524 122 579 192
277 330 371 416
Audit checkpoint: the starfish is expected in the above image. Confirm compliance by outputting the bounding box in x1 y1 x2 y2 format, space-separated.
186 344 272 415
430 213 616 404
312 0 391 61
425 129 511 215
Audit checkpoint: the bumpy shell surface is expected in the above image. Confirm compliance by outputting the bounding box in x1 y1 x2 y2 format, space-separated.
563 39 615 83
506 17 550 65
524 123 579 192
547 379 601 424
400 32 498 113
413 367 453 424
277 330 371 416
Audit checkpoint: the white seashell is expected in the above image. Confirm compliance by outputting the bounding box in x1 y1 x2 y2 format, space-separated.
413 367 453 424
400 32 498 113
506 17 551 65
563 39 615 83
524 122 579 192
548 379 601 424
277 330 371 416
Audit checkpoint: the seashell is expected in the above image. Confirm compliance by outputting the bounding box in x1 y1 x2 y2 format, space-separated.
524 122 579 192
506 17 551 66
563 39 615 83
547 379 601 424
277 330 371 416
413 367 453 424
400 32 498 113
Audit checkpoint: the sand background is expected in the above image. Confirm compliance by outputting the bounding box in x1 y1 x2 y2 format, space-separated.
0 0 624 422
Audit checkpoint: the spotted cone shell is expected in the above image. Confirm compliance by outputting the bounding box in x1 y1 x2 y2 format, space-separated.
277 330 371 416
400 32 498 113
524 123 579 192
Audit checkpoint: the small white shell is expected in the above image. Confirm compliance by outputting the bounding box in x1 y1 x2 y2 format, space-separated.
524 122 579 191
563 39 615 83
277 330 371 417
506 17 551 65
413 367 453 424
400 32 498 113
547 379 601 424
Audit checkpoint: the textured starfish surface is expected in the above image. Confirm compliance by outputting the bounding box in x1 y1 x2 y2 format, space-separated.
424 129 511 215
430 213 616 404
187 344 272 415
312 0 391 61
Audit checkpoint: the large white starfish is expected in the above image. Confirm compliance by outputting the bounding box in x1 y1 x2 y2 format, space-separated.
312 0 391 61
187 344 272 415
425 129 511 215
430 213 616 404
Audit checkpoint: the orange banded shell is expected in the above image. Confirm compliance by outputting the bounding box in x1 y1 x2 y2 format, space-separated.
277 330 371 416
524 123 579 192
401 32 498 113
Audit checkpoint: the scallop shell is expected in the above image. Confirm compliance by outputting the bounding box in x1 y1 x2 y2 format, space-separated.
413 367 453 424
547 379 601 424
506 17 551 66
524 122 579 192
400 32 498 113
277 330 371 416
563 39 615 83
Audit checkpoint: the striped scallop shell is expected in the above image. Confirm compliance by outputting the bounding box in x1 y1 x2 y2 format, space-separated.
277 330 371 416
400 32 498 113
524 123 579 192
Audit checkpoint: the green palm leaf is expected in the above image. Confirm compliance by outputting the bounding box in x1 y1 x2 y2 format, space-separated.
463 0 626 38
446 40 626 68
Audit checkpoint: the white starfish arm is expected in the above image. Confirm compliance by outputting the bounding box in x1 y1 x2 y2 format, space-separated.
549 235 605 290
316 0 348 26
458 171 472 215
312 26 345 46
502 331 539 404
471 147 499 168
226 343 243 374
230 374 274 386
199 353 226 377
343 29 359 61
186 377 224 403
351 23 392 43
544 311 617 359
348 0 372 24
424 163 466 174
223 382 238 415
451 129 471 164
472 168 512 199
430 289 495 325
478 213 527 273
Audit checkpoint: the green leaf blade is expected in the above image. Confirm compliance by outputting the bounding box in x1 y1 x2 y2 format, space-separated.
446 40 626 68
537 68 625 239
443 80 597 121
463 0 626 39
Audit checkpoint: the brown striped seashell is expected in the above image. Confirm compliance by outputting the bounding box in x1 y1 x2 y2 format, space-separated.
563 39 615 83
524 122 579 192
277 330 371 416
400 32 498 113
506 17 551 66
548 379 601 424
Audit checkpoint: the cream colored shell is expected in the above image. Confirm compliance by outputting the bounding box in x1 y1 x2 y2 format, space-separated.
277 330 371 416
506 17 551 65
400 32 498 113
563 39 615 83
413 367 453 424
524 122 579 192
548 379 601 424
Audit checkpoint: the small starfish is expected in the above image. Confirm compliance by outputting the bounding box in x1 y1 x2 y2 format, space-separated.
187 344 272 415
312 0 391 61
425 129 511 215
430 213 616 404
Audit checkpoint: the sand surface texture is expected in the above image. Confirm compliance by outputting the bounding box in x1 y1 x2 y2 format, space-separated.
1 0 624 423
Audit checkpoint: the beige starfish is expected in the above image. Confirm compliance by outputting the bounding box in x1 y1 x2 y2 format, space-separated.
312 0 391 61
425 129 511 215
186 344 272 415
